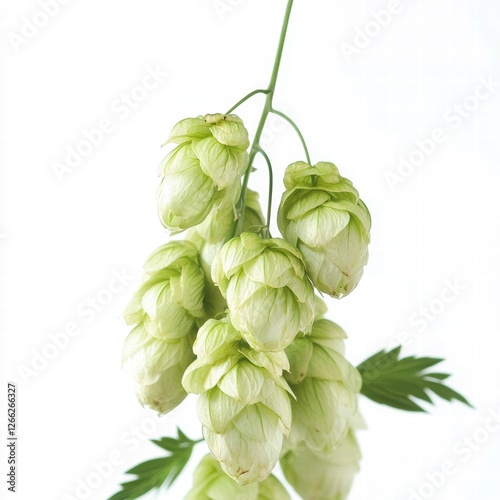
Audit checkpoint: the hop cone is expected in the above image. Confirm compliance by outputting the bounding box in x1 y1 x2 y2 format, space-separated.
122 241 206 414
284 319 361 454
122 326 195 415
158 113 249 233
212 232 315 351
182 317 292 485
278 161 371 298
185 454 290 500
281 429 361 500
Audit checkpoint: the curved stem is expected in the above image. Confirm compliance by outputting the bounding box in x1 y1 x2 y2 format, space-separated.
271 109 311 164
226 89 270 115
257 147 273 238
232 0 294 237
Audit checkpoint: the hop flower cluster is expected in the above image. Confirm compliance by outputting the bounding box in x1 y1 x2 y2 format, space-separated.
123 113 370 497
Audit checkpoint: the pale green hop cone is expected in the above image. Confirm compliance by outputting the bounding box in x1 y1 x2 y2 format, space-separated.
280 429 361 500
185 189 265 318
185 454 290 500
278 161 371 298
123 240 206 340
122 324 195 415
158 113 250 233
212 232 315 351
122 240 206 414
284 319 361 454
182 317 293 485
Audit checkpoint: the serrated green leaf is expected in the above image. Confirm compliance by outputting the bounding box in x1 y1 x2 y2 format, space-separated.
425 372 451 381
151 437 180 451
357 346 472 412
424 381 472 406
109 428 202 500
361 385 426 412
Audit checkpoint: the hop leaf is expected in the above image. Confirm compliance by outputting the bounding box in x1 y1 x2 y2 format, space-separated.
109 428 201 500
357 346 472 412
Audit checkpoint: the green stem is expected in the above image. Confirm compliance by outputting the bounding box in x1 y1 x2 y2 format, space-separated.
226 89 270 114
271 108 311 164
267 0 294 98
257 147 273 238
233 0 294 237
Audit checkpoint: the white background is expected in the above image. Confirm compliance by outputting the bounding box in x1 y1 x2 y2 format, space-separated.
2 0 500 499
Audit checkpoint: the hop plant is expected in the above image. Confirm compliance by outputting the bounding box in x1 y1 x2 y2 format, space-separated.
212 232 315 351
122 241 206 413
157 113 250 233
185 454 290 500
284 318 362 454
115 3 470 498
182 317 293 485
278 161 371 298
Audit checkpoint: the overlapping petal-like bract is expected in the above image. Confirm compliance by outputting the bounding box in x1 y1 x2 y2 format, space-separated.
186 189 265 279
278 161 371 298
281 429 361 500
182 317 293 485
185 189 266 318
212 232 315 351
122 325 195 415
158 113 250 233
284 319 361 454
185 454 290 500
122 241 206 414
